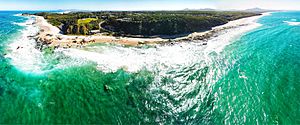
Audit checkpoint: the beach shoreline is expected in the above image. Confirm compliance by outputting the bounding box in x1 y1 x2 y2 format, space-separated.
26 12 270 48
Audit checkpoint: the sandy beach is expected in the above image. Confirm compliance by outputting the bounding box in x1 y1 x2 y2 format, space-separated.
31 13 269 48
34 16 166 47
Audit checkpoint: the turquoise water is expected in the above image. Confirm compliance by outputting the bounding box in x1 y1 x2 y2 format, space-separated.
0 11 299 124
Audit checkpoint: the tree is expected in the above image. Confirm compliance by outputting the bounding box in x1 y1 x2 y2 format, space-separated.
79 25 88 35
72 25 79 34
67 25 73 34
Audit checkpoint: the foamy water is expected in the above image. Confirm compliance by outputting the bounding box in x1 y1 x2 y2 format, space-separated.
61 14 265 73
5 16 47 73
6 13 267 75
2 11 300 124
13 13 23 17
283 21 300 26
6 16 87 73
12 16 34 26
58 14 267 115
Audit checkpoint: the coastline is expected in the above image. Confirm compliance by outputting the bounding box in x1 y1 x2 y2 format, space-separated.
33 16 165 48
60 13 271 73
29 12 270 48
2 10 300 124
4 12 271 73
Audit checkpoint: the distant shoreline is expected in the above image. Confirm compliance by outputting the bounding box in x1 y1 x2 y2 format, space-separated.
23 12 269 49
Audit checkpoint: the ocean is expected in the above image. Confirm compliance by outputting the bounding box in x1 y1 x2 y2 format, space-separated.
0 11 299 124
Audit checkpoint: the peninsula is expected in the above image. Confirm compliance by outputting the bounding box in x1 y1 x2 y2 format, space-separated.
25 11 262 48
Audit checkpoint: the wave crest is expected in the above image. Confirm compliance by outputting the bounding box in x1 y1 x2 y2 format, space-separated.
283 21 300 26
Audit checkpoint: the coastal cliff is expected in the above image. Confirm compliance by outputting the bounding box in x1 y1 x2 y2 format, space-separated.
35 11 260 37
24 11 264 49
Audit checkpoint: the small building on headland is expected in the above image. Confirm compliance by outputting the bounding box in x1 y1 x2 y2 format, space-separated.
90 30 101 34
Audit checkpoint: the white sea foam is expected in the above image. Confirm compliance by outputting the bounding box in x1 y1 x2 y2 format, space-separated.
6 12 267 75
6 16 89 73
283 21 300 26
59 13 268 114
5 17 47 73
5 13 269 115
12 16 34 26
61 13 266 73
13 13 22 17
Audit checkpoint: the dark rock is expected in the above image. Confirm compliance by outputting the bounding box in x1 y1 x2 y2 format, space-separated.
46 34 53 37
138 41 145 44
54 45 60 49
57 36 62 40
104 84 111 92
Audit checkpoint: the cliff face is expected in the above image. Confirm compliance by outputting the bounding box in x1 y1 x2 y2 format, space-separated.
102 16 227 36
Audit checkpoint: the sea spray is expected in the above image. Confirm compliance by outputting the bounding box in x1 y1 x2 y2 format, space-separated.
5 16 91 73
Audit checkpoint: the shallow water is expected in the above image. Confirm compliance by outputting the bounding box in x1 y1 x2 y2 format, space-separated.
0 11 299 124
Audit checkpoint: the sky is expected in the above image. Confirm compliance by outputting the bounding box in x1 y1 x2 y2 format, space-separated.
216 0 300 10
0 0 299 11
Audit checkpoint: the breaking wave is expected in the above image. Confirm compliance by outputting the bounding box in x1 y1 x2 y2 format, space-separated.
283 20 300 26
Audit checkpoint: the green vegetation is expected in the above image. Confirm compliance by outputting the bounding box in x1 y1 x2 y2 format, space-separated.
35 11 260 37
36 12 101 35
78 18 98 25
